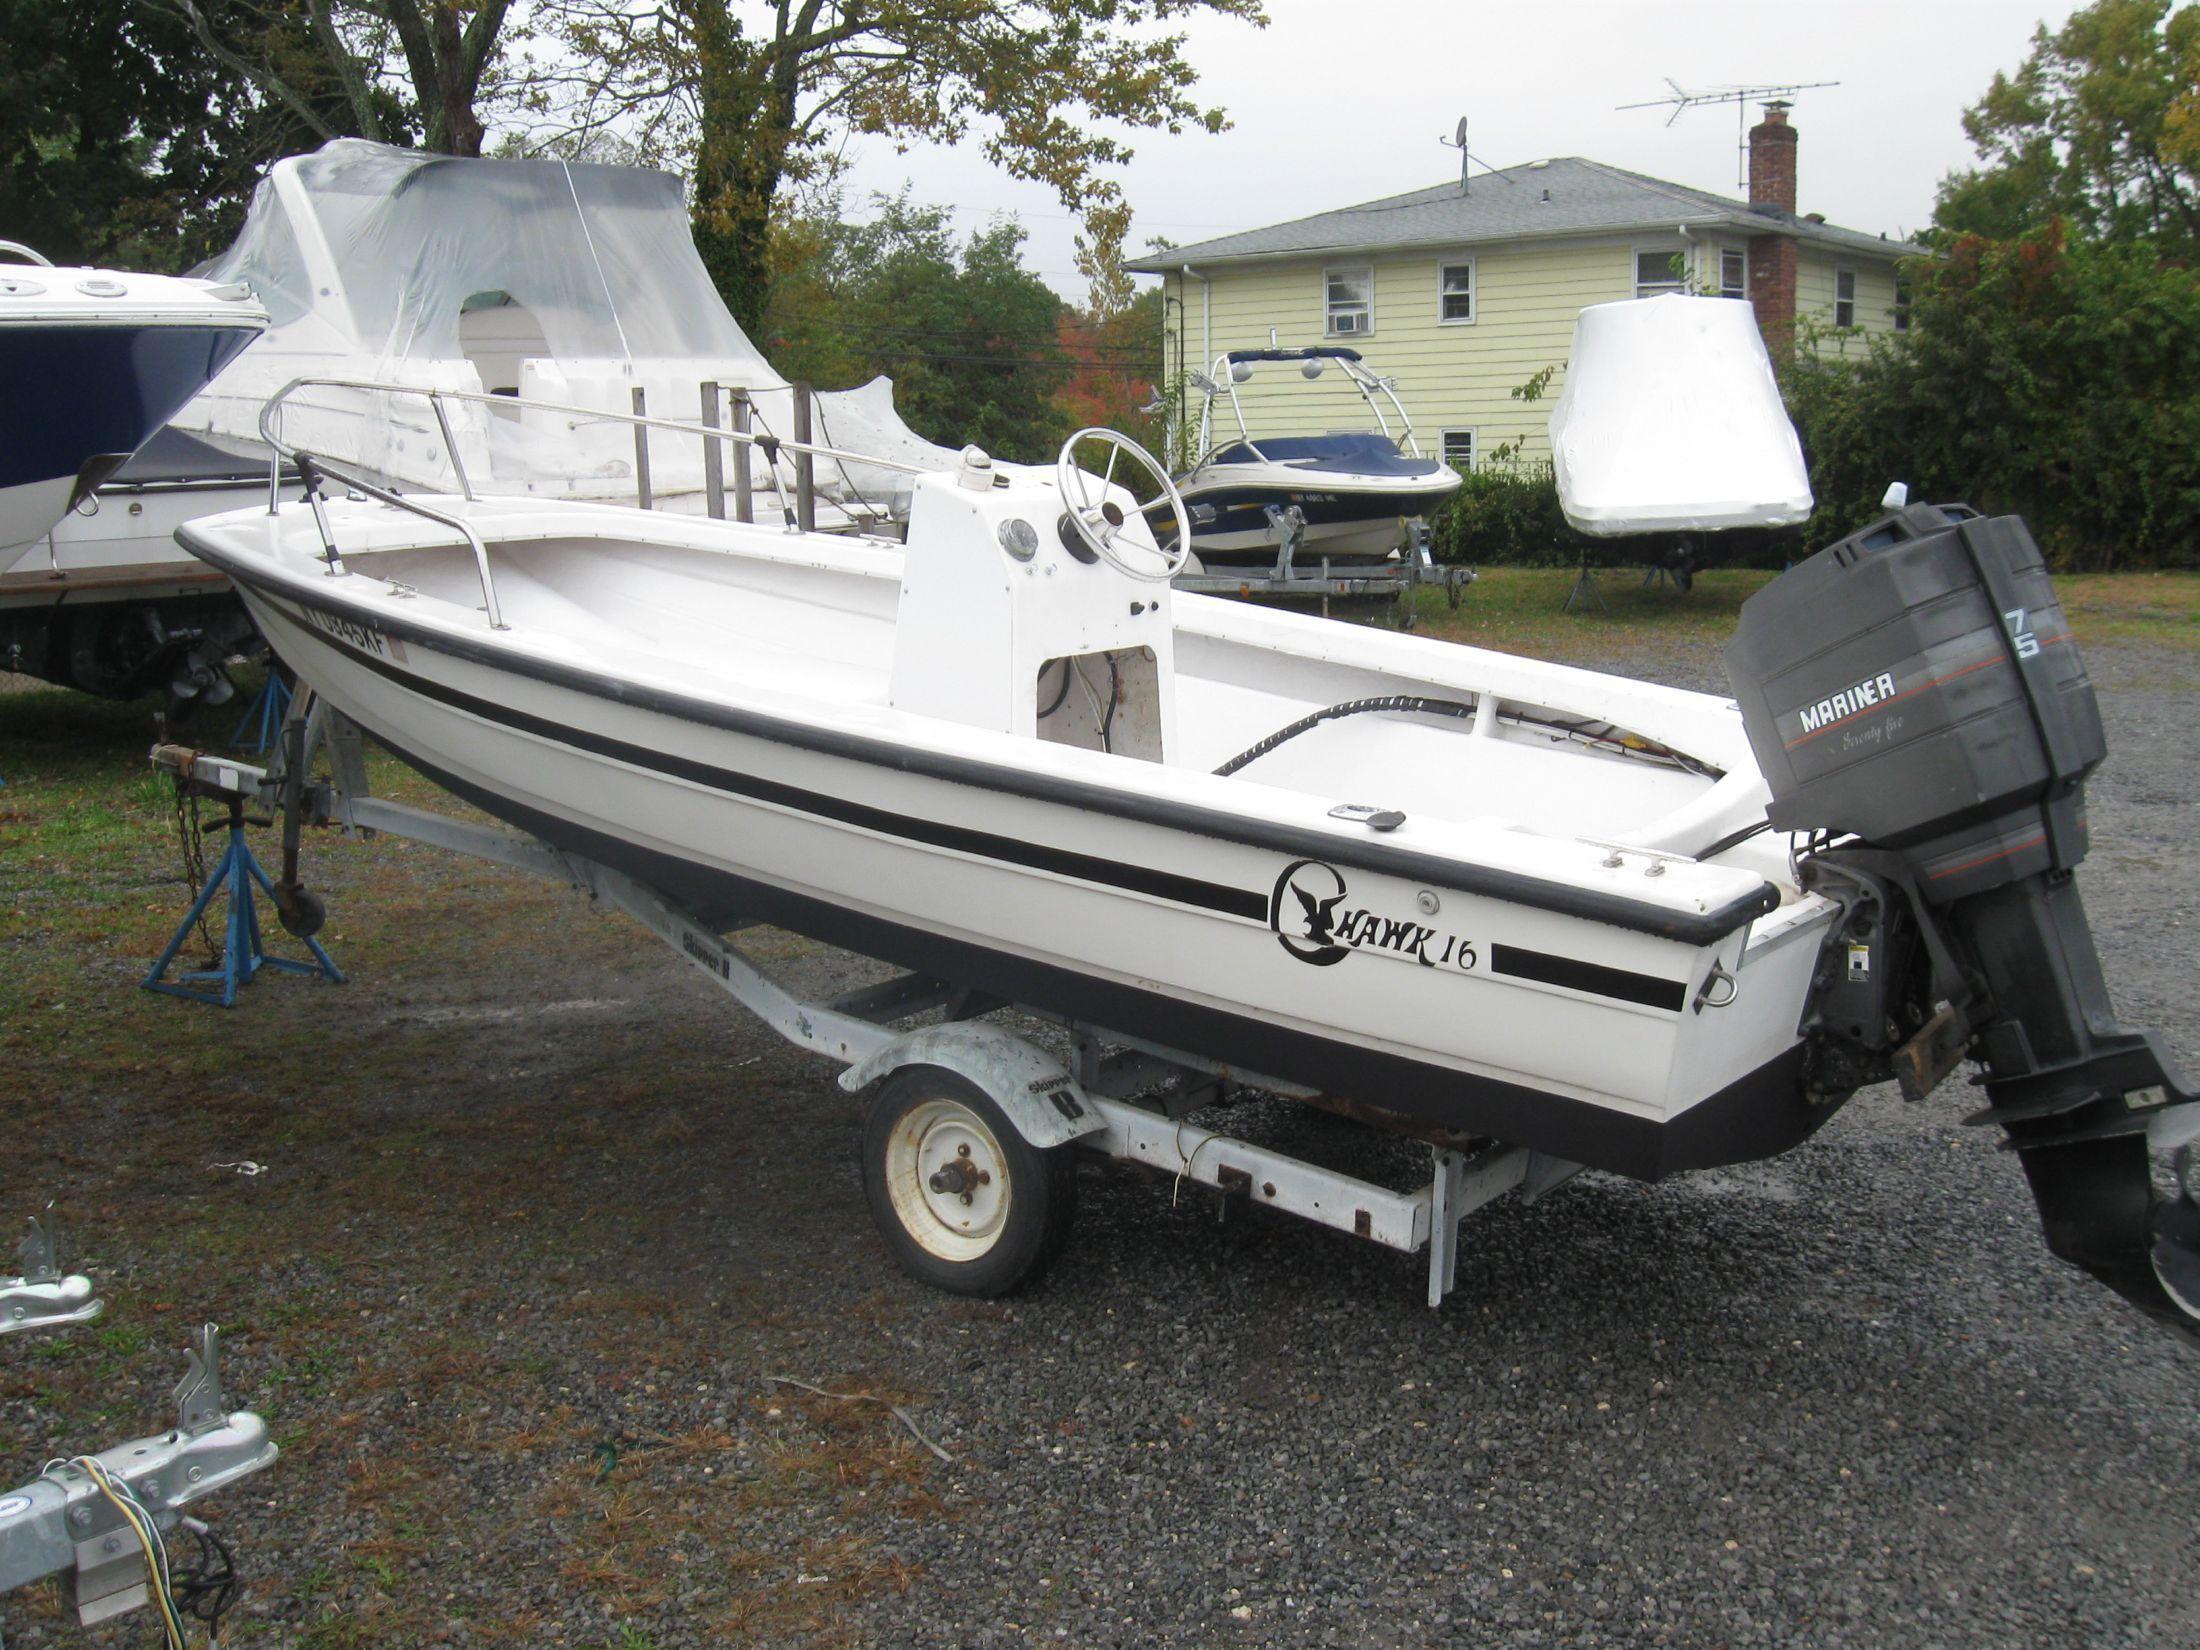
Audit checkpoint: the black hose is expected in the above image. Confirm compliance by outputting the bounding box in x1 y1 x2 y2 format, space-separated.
1213 695 1478 777
1693 819 1773 861
1211 693 1722 781
1037 657 1073 718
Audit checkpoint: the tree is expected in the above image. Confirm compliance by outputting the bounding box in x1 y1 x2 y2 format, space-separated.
762 193 1076 463
1935 0 2200 253
148 0 516 156
525 0 1266 332
0 0 312 268
1781 227 2200 569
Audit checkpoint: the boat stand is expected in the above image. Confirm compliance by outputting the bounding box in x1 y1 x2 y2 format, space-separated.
1563 551 1608 614
227 667 293 753
148 699 1581 1307
142 792 343 1008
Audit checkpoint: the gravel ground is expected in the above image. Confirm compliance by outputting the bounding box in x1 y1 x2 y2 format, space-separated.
1 630 2194 1650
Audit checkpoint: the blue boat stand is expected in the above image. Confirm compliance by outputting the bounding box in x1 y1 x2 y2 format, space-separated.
142 794 342 1008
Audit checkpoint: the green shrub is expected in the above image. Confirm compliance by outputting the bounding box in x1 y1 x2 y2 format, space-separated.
1782 225 2200 571
1427 459 1595 567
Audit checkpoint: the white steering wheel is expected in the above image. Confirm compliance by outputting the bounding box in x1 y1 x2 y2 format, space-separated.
1055 427 1193 583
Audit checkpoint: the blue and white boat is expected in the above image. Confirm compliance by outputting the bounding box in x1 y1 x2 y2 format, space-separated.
1166 347 1461 566
0 244 266 573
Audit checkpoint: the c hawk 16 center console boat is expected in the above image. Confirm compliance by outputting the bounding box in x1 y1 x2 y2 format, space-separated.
172 370 2199 1343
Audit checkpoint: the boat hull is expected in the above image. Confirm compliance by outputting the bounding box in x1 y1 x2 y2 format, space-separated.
1179 477 1463 561
0 324 262 554
203 538 1835 1182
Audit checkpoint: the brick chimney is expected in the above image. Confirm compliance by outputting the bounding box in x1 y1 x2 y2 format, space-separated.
1746 101 1799 350
1748 101 1797 213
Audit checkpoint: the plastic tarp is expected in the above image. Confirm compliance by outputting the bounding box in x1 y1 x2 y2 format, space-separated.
183 139 959 515
1548 295 1812 536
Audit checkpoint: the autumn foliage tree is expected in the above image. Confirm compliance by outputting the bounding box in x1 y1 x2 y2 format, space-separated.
524 0 1265 332
1935 0 2200 254
1777 1 2200 569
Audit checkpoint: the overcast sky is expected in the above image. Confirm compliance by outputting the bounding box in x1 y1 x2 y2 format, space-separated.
832 0 2084 300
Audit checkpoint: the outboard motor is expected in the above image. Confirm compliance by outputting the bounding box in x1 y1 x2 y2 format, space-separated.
1726 501 2199 1342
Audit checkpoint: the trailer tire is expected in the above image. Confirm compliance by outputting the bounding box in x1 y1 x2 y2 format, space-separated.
862 1066 1077 1296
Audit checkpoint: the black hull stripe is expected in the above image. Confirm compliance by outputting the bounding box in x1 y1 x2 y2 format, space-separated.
1492 945 1689 1013
191 539 1776 947
365 728 1831 1181
281 603 1704 1017
276 598 1265 922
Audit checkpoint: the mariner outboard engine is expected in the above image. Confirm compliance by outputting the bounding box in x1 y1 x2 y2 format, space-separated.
1726 501 2199 1343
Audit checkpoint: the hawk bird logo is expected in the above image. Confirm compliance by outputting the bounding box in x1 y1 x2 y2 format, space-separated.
1270 860 1351 966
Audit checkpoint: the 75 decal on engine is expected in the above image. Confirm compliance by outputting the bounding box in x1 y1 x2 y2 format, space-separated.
1269 859 1477 971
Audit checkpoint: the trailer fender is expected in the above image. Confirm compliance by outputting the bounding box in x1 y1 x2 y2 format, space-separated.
836 1024 1105 1150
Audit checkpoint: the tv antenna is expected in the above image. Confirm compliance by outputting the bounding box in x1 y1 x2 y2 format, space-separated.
1618 79 1839 192
1438 116 1516 197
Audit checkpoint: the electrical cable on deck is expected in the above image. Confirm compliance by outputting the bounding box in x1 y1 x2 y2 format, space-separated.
1037 657 1073 719
1212 695 1476 776
1211 695 1722 779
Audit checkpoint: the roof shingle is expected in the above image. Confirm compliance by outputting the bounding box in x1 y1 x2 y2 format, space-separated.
1127 157 1924 271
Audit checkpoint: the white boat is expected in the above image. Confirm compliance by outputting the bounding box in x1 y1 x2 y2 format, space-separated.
1169 347 1461 566
180 139 956 519
3 140 958 701
0 244 265 574
177 390 2200 1340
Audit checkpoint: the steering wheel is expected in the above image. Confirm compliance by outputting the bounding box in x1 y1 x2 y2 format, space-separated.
1055 427 1193 583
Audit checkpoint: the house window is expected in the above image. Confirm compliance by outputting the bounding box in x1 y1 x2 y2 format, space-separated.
1893 272 1912 331
1441 430 1476 470
1835 266 1857 327
1438 259 1476 324
1634 248 1686 299
1719 247 1747 299
1325 265 1374 336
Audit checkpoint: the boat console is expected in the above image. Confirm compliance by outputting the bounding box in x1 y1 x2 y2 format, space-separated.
890 436 1183 763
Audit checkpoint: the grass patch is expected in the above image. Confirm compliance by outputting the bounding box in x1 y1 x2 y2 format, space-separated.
1406 566 2200 666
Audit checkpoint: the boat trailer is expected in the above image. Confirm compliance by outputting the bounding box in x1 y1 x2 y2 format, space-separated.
1171 511 1475 627
147 693 1584 1309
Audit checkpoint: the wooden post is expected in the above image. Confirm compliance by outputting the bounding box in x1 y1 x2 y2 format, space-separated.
700 380 725 520
792 380 816 534
630 386 652 511
731 390 753 524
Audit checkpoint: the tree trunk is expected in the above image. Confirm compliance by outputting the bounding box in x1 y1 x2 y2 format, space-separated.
386 0 508 156
686 4 799 337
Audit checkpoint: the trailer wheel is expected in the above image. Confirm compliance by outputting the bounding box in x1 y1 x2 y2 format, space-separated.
862 1066 1076 1296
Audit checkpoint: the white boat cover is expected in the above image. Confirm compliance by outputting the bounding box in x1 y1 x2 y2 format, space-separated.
183 139 957 513
1548 295 1812 536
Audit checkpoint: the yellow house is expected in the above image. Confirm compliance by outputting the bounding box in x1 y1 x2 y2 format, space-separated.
1129 106 1923 471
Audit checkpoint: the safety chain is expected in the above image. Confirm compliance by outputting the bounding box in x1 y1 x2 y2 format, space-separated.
168 778 221 968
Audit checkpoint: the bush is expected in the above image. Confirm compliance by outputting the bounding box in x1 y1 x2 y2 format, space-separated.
1426 459 1595 567
1782 225 2200 570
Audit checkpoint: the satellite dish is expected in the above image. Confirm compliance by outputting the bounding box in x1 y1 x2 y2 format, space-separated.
1454 116 1468 149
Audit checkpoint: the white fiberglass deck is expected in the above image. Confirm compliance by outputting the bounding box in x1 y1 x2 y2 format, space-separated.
337 516 1755 859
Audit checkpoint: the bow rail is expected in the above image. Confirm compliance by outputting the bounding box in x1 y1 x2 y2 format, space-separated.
253 375 948 633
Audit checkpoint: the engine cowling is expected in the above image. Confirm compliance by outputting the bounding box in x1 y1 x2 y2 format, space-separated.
1725 502 2198 1344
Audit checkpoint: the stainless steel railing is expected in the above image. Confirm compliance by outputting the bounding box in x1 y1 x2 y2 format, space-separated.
254 375 939 633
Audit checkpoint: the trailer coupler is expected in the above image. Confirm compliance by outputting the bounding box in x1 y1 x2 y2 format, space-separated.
0 1325 277 1625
